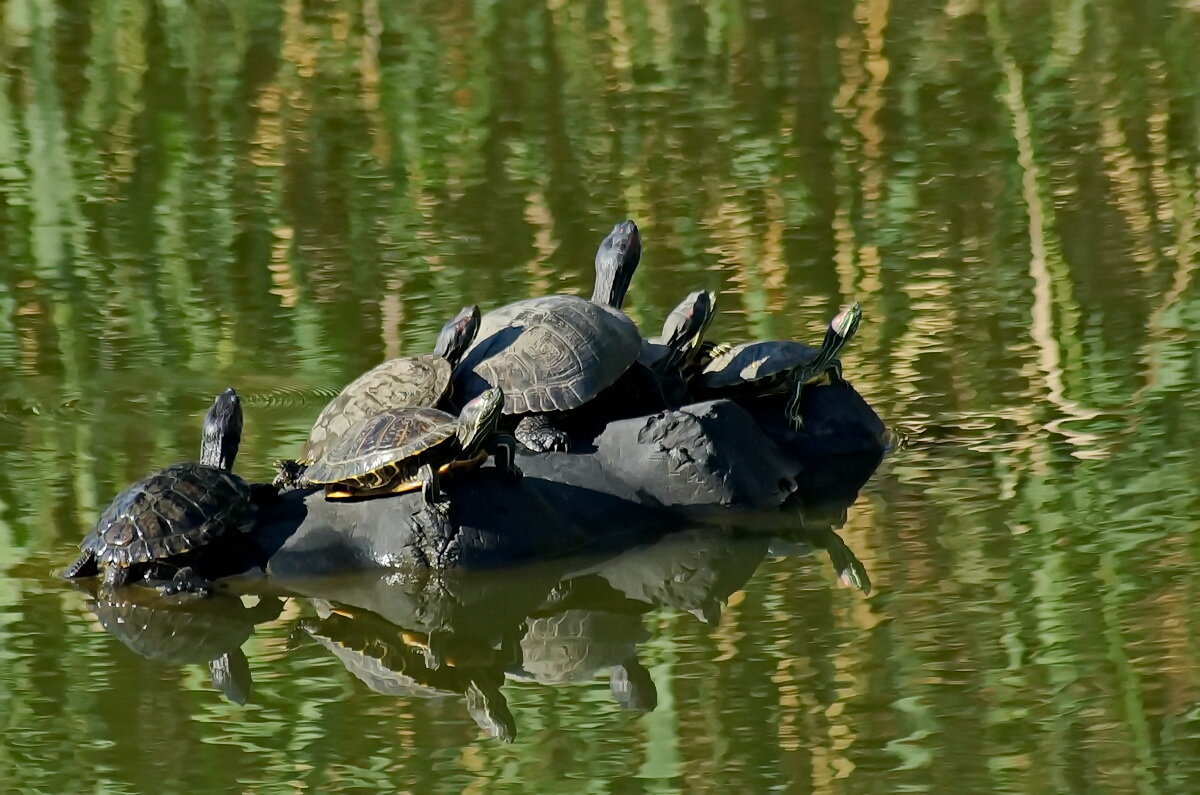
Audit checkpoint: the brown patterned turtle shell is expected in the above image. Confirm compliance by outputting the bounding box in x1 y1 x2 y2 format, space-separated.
300 355 451 463
81 463 253 568
300 406 463 492
453 295 642 415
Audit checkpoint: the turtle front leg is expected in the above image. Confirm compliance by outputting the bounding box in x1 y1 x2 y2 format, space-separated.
419 462 442 505
784 373 808 432
825 358 846 386
159 566 213 597
515 414 570 453
100 564 129 594
489 434 523 480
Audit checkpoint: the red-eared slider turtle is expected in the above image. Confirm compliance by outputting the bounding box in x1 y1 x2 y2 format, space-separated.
279 306 481 487
639 290 716 405
64 388 254 596
699 302 863 429
298 387 518 502
452 221 644 452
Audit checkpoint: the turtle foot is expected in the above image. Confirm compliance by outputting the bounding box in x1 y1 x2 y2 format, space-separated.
159 567 213 597
515 415 570 452
273 460 308 491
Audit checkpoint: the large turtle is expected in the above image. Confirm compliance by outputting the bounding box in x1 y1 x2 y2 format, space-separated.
288 305 481 477
698 302 863 429
64 388 254 596
452 221 645 452
297 387 518 502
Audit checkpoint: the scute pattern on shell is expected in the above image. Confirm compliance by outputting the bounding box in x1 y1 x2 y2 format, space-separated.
455 295 642 415
302 356 451 461
302 407 457 484
84 463 252 567
702 340 822 388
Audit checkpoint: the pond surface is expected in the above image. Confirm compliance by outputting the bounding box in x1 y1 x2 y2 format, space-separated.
3 0 1200 791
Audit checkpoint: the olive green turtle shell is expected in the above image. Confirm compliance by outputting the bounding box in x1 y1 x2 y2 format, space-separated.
301 406 458 486
301 356 451 462
453 295 642 415
82 463 253 568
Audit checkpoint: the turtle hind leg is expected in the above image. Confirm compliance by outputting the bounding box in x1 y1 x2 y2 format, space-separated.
63 551 98 579
419 463 443 506
515 413 570 453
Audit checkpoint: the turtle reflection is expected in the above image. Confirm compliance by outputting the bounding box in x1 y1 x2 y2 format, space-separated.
288 521 867 742
85 589 284 704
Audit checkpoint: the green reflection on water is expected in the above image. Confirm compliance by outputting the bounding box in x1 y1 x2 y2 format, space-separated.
2 0 1200 791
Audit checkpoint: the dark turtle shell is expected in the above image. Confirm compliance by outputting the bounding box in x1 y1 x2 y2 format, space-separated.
301 356 451 462
701 340 822 389
454 295 642 415
82 463 253 568
301 406 458 486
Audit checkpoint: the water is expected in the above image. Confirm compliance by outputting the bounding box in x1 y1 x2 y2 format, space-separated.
3 0 1200 790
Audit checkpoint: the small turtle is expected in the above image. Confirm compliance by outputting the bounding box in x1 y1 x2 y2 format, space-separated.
298 387 518 502
639 290 716 404
64 388 254 596
278 306 482 487
452 221 644 452
699 302 863 430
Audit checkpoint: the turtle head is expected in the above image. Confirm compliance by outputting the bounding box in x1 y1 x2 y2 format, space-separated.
200 387 244 471
455 388 504 454
434 305 482 366
657 290 716 373
591 220 641 310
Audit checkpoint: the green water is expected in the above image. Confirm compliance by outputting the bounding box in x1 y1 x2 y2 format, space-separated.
3 0 1200 790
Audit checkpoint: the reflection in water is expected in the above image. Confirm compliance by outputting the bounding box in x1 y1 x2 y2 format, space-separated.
2 0 1200 790
79 521 866 745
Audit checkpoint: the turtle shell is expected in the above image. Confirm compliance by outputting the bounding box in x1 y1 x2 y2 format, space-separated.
453 295 642 415
301 406 457 485
83 463 253 568
701 340 821 389
301 355 451 462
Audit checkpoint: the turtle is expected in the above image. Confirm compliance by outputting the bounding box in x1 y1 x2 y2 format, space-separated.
297 387 518 502
64 387 254 596
452 220 645 452
698 302 863 430
638 289 717 405
276 305 482 488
